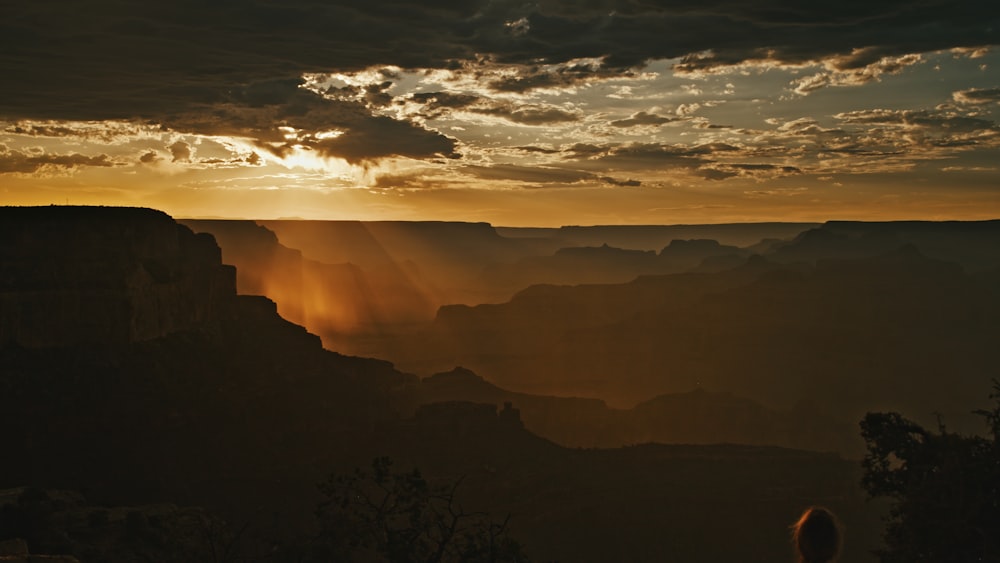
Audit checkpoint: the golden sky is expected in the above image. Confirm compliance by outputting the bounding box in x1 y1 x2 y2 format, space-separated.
1 1 998 226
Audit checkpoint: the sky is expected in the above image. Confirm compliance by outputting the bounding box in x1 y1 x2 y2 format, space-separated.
1 0 998 226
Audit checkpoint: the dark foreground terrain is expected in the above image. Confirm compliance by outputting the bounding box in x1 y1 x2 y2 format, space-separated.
1 206 893 561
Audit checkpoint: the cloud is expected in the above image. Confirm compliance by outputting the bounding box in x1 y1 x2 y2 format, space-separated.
484 59 641 93
1 0 997 175
609 111 679 128
561 143 610 159
463 163 639 187
370 170 451 190
505 141 762 183
159 82 459 164
744 187 809 197
0 17 458 164
833 108 996 134
404 92 579 125
703 163 802 181
953 87 1000 105
748 107 1000 174
941 165 998 172
587 142 740 165
311 115 460 164
538 140 796 181
464 164 596 185
3 1 995 108
599 176 641 186
749 107 1000 163
790 52 923 95
0 145 117 174
774 118 842 136
3 121 153 144
514 145 561 155
406 92 482 118
169 141 192 163
473 103 580 125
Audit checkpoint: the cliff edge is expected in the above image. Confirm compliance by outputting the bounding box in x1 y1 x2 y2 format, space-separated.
0 206 236 348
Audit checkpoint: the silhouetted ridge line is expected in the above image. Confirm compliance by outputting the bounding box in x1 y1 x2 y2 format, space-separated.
776 220 1000 272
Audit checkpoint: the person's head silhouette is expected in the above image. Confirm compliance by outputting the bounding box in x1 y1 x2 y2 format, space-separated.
791 506 841 563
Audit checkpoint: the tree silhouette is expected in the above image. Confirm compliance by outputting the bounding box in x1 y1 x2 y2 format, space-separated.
311 457 529 563
860 381 1000 562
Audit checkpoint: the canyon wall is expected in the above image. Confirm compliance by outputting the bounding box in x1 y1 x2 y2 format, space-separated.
0 206 235 348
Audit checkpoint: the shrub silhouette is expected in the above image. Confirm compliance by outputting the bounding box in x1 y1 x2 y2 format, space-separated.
860 381 1000 562
311 457 529 563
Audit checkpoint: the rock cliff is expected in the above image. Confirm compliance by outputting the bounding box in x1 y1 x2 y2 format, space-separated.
0 206 236 348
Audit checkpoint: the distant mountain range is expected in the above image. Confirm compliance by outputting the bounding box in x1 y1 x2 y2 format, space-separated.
180 219 822 343
178 216 1000 442
497 222 819 250
168 219 873 459
413 244 999 427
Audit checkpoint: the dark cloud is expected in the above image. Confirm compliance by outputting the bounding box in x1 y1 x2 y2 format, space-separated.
601 142 738 161
464 163 639 187
540 140 811 180
475 104 580 125
313 115 460 165
694 122 733 130
609 111 679 127
773 118 843 136
753 107 1000 172
156 82 459 163
3 121 147 143
790 53 923 94
514 145 561 155
544 141 748 180
0 4 462 163
406 92 579 125
465 164 598 184
701 163 801 180
953 87 1000 105
744 187 809 197
562 143 611 159
371 171 444 190
0 0 996 165
533 141 742 170
834 109 996 133
0 145 117 174
169 141 192 163
407 92 482 117
598 176 642 186
485 61 641 93
828 46 904 71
